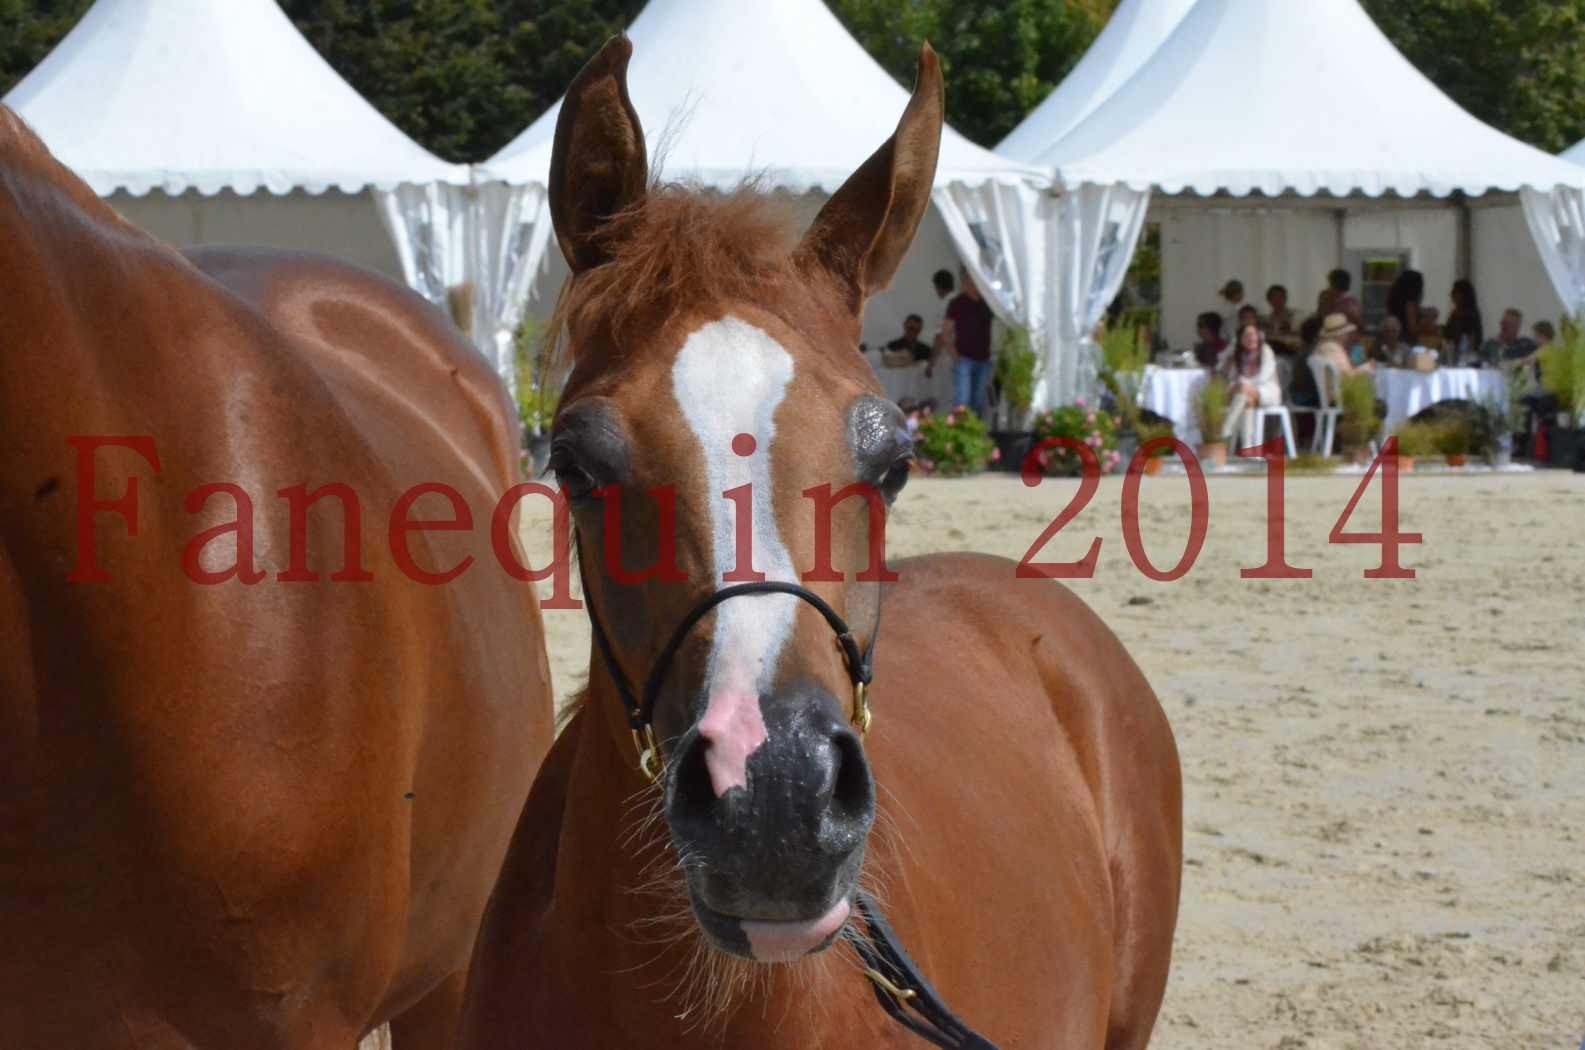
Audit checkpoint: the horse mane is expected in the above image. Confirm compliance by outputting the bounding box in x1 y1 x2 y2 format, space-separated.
0 105 126 227
548 182 815 371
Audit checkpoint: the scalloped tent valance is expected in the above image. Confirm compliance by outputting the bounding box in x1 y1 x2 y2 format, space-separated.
3 0 467 196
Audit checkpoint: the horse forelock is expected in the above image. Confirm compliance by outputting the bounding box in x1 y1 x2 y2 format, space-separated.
551 183 832 372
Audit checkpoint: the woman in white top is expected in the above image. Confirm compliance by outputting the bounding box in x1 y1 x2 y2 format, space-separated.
1218 322 1282 448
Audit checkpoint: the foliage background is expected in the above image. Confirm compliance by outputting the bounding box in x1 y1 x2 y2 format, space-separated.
4 1 1585 161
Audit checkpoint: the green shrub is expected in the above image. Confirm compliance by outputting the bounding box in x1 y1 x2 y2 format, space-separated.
1392 421 1439 458
1434 417 1474 456
1336 373 1381 453
514 315 558 435
1542 316 1585 418
1032 400 1123 475
1195 377 1230 444
1135 419 1176 458
994 325 1040 420
916 408 996 476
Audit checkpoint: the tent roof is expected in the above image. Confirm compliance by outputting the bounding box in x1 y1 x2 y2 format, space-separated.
1565 138 1585 166
477 0 1046 192
998 0 1194 161
1027 0 1585 198
3 0 468 196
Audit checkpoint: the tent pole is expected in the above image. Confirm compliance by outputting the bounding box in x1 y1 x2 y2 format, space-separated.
1455 192 1473 280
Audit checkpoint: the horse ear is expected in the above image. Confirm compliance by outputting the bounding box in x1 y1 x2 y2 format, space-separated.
795 45 944 306
549 35 649 273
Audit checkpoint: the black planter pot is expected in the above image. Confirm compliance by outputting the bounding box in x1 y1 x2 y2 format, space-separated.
1547 427 1582 470
525 433 553 478
990 430 1034 473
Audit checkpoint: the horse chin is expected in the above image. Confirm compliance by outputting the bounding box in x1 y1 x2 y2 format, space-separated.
688 887 855 963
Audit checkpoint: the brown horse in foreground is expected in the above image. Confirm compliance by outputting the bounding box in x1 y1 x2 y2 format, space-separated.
0 106 552 1048
461 39 1182 1049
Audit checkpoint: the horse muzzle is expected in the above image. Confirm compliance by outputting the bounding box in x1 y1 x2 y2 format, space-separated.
666 687 875 961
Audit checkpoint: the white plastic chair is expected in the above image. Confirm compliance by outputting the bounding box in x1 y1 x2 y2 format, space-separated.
1249 404 1298 458
1295 357 1344 457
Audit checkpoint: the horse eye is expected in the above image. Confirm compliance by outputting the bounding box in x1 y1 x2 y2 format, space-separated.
548 448 596 502
879 454 912 502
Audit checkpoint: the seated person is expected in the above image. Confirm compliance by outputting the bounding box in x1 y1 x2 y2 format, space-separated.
1479 308 1537 366
1219 322 1282 448
1289 316 1324 408
1311 313 1374 400
882 314 932 366
1194 311 1228 367
1373 316 1410 366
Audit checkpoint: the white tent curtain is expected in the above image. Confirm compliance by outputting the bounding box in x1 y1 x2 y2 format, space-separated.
376 181 558 401
468 182 558 400
1520 186 1585 318
932 182 1061 411
1053 183 1152 407
374 183 469 309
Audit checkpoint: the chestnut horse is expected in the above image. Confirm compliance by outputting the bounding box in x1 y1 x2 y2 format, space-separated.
460 39 1181 1050
0 106 551 1048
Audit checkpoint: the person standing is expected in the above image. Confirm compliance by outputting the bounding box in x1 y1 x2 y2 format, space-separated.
943 268 994 418
1442 279 1484 362
924 268 955 380
1318 269 1363 330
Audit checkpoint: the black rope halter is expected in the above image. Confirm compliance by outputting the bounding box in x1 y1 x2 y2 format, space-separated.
575 540 877 780
573 533 998 1049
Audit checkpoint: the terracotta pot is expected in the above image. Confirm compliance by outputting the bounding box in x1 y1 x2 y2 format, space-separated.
1143 456 1164 476
1397 456 1416 472
1445 453 1467 467
1196 442 1228 469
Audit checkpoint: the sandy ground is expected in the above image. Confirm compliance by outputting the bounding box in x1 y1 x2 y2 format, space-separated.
516 468 1585 1050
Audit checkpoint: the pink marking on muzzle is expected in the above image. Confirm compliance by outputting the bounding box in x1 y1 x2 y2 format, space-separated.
697 687 767 796
742 899 852 963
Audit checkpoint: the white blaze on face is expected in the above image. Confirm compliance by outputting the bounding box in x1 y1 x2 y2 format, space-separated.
671 316 798 797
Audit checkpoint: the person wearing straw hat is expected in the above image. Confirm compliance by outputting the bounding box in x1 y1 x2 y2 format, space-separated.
1310 313 1375 405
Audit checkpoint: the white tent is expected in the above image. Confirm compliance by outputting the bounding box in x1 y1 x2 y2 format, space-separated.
1002 0 1585 389
5 0 468 287
397 0 1057 403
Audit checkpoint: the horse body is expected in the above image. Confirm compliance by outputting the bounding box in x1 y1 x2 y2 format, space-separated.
465 554 1178 1049
460 37 1180 1048
0 107 551 1048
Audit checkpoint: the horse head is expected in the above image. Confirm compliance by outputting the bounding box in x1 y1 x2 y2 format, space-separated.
546 35 942 963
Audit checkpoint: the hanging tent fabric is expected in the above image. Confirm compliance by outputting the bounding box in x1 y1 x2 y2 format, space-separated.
1543 138 1585 318
455 0 1055 404
998 0 1194 403
5 0 468 289
1003 0 1585 394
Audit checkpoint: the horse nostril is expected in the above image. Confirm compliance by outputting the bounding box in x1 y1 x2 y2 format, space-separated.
669 730 719 837
819 727 874 849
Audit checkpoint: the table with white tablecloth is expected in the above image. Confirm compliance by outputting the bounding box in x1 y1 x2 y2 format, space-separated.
867 353 956 407
1137 365 1209 446
1373 367 1508 431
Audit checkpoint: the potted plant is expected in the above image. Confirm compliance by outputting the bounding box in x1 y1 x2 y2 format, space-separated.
915 408 997 477
514 316 558 477
1097 323 1149 457
1030 401 1123 477
991 325 1040 471
1134 420 1176 475
1391 420 1438 472
1539 320 1584 467
1336 373 1382 464
1435 416 1474 467
1193 377 1230 468
1475 390 1519 467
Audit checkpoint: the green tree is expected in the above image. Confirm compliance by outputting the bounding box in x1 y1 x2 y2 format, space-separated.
829 0 1106 146
0 0 91 97
280 0 645 162
1360 0 1585 153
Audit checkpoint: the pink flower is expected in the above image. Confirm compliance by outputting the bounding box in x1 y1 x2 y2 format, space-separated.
1075 396 1087 408
1086 412 1096 425
990 447 1002 462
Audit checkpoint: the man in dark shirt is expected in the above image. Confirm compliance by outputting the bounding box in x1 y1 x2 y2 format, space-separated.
884 314 932 363
944 269 994 418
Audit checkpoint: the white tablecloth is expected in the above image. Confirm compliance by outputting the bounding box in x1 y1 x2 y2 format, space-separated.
868 354 955 407
1373 367 1508 430
1138 365 1209 446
